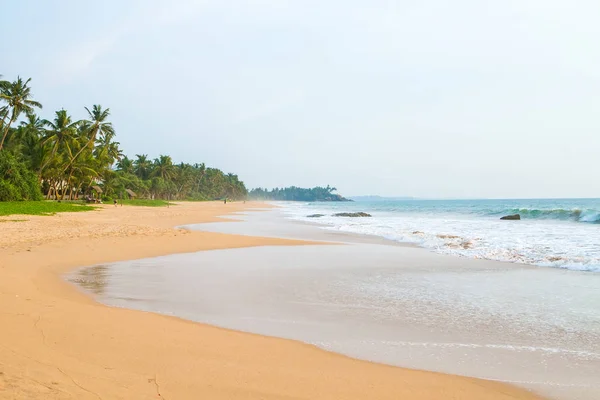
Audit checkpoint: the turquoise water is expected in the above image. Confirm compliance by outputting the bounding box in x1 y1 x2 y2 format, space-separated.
282 198 600 272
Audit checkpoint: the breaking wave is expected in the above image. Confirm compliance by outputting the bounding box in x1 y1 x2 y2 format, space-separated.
490 208 600 223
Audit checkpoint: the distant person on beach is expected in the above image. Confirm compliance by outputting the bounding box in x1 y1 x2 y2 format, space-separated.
224 198 227 204
114 199 118 207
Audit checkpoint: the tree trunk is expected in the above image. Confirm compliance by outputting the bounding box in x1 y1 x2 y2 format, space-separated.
46 180 55 200
52 181 58 201
64 170 74 200
57 180 63 200
0 113 17 151
75 182 83 200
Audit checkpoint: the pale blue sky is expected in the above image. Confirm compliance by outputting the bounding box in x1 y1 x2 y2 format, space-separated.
2 0 599 198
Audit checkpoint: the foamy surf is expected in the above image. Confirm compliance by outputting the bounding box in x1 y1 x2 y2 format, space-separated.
281 198 600 272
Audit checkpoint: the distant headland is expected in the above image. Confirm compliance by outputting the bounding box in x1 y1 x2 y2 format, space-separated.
248 186 351 202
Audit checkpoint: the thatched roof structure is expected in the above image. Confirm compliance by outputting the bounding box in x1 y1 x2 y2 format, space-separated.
91 185 103 193
125 189 137 197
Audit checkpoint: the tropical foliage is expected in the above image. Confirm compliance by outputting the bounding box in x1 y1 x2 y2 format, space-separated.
248 186 350 202
0 152 42 201
0 74 247 201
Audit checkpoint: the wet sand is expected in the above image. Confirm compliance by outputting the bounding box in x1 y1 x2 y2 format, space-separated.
0 201 545 399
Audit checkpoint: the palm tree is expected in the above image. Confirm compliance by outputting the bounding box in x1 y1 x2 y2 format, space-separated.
194 162 206 192
41 109 81 169
0 74 9 90
86 105 113 140
174 162 196 199
153 155 175 180
94 130 122 169
0 75 9 121
0 112 46 158
0 75 9 124
21 129 51 176
18 113 45 142
134 154 151 180
64 105 113 171
69 154 99 200
116 155 134 174
0 77 42 151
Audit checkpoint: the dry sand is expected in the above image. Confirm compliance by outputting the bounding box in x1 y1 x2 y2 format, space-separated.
0 201 545 399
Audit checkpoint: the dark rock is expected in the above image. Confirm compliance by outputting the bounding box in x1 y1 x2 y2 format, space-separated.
333 212 372 217
306 214 325 218
500 214 521 220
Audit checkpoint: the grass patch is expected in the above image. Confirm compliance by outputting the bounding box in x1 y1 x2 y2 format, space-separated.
0 218 27 222
117 199 173 207
0 201 96 216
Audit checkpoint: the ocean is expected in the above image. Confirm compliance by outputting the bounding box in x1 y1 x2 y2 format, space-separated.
281 198 600 272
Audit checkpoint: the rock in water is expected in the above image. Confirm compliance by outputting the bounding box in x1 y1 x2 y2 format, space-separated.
500 214 521 220
306 214 325 218
333 212 372 217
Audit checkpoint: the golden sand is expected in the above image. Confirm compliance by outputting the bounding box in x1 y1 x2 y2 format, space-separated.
0 202 545 399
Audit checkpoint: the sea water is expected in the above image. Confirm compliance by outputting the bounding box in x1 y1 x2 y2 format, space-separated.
281 198 600 272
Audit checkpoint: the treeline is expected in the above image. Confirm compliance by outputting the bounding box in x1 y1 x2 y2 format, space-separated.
248 186 350 202
113 156 246 201
0 75 247 201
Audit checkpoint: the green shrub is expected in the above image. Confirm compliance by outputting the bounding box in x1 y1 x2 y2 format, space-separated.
0 180 20 201
0 152 43 201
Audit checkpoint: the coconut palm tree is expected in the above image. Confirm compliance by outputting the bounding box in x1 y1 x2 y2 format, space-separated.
116 155 134 174
173 162 196 199
0 75 9 124
153 155 175 180
94 130 122 169
0 74 9 90
85 105 113 141
69 155 99 200
0 77 42 151
134 154 152 180
41 109 81 170
194 162 206 192
64 105 113 171
0 112 47 158
0 75 10 120
18 113 45 142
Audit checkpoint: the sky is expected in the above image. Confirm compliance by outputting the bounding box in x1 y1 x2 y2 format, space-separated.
2 0 599 198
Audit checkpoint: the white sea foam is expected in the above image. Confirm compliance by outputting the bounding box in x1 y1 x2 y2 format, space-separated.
281 201 600 272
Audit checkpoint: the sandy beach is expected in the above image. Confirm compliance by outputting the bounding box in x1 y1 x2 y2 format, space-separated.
0 201 545 399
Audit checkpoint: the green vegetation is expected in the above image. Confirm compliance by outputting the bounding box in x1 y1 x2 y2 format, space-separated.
0 152 42 201
0 201 95 216
0 74 248 203
118 199 172 207
248 186 350 202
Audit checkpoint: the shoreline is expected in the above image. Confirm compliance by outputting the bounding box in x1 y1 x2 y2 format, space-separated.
277 201 600 273
293 216 597 275
134 207 600 400
0 202 545 399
